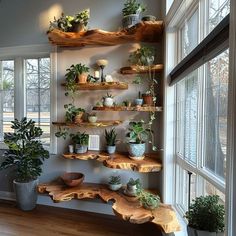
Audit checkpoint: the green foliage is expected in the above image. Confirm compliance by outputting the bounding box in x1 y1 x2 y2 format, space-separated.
0 118 49 182
103 92 114 99
109 175 121 185
49 9 90 32
129 46 155 66
55 127 69 140
64 104 85 123
70 132 89 145
105 128 118 146
122 0 146 16
127 178 141 187
137 190 160 210
185 195 225 232
126 121 151 144
65 63 90 95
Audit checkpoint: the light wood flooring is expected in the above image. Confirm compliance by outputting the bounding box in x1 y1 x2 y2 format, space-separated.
0 200 163 236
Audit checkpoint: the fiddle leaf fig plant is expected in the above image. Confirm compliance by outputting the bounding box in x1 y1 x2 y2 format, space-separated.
0 118 50 182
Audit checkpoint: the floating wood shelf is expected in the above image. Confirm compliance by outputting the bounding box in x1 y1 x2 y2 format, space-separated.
47 21 164 47
93 106 162 112
52 120 122 128
37 182 181 234
62 152 162 173
61 82 128 90
120 64 164 74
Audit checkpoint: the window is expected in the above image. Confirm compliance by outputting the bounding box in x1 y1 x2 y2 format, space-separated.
0 55 51 148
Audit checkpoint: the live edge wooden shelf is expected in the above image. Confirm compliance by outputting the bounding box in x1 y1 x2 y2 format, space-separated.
37 182 181 234
93 106 162 112
61 82 128 90
120 64 164 74
47 21 164 47
52 120 122 128
62 152 162 173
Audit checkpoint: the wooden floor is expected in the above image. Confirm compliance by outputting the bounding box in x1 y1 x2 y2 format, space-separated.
0 200 163 236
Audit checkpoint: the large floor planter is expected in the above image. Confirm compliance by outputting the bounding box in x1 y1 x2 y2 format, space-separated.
187 226 224 236
13 179 38 211
127 142 145 160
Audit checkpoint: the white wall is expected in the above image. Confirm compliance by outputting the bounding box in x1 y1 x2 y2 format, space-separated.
0 0 163 215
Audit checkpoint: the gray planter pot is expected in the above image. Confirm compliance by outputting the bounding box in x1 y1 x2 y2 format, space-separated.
13 179 38 211
108 183 122 191
107 145 116 154
75 144 88 154
122 14 140 28
187 226 224 236
127 142 145 159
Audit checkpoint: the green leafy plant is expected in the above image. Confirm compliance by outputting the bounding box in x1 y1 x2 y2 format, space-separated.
105 128 118 146
70 132 89 145
55 127 69 140
185 195 225 232
0 118 50 182
127 178 141 187
109 176 121 185
122 0 146 16
74 9 90 26
138 190 160 210
65 63 90 96
126 121 151 144
64 104 85 123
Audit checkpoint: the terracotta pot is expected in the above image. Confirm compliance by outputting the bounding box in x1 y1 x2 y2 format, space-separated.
74 112 84 123
78 73 88 84
142 94 154 105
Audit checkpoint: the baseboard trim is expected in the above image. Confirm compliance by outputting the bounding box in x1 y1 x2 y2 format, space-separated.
0 191 15 201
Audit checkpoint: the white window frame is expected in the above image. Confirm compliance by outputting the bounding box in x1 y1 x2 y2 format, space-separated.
0 44 57 154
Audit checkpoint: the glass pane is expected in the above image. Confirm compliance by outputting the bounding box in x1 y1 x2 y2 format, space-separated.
204 50 228 180
181 9 199 59
0 60 14 141
208 0 230 33
25 58 50 145
177 70 198 163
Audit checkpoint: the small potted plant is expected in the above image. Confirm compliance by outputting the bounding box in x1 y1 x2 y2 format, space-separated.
105 128 118 154
103 93 114 107
135 91 143 106
0 118 50 211
70 132 89 154
64 104 85 123
137 190 160 210
141 15 156 22
142 90 155 105
126 121 151 160
87 112 98 123
122 0 146 29
125 178 141 196
108 175 122 191
72 9 90 32
185 195 225 236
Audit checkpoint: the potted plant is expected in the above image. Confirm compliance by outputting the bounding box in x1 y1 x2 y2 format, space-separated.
137 190 160 210
103 93 114 107
108 175 122 191
87 112 97 123
64 104 85 123
126 121 151 160
142 90 155 105
141 15 156 22
70 132 89 154
122 0 146 29
134 91 143 106
0 118 50 211
105 128 118 154
72 9 90 32
125 178 141 196
185 195 225 236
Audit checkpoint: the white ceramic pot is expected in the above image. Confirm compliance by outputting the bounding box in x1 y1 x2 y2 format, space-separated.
187 226 224 236
88 116 97 123
108 183 122 191
104 97 114 107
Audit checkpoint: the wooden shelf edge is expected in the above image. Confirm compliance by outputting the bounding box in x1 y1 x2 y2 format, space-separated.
93 106 162 112
52 120 123 127
62 152 162 173
120 64 164 75
47 21 164 47
37 182 181 234
61 82 128 90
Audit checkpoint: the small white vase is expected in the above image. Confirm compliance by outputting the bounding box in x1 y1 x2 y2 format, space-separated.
104 98 114 107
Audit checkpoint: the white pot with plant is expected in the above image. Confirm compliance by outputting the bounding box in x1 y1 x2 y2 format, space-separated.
105 128 118 154
108 176 122 191
103 93 114 107
0 118 50 211
185 195 225 236
70 132 89 154
87 112 97 123
122 0 146 29
125 178 141 196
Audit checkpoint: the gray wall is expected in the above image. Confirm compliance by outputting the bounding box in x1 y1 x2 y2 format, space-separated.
0 0 163 215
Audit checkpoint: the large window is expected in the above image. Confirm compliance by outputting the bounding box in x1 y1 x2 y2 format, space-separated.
0 56 51 147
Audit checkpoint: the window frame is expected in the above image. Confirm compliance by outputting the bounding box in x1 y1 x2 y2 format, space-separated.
0 45 57 154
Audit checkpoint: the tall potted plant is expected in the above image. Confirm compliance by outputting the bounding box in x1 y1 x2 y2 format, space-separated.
0 118 49 211
105 128 118 154
185 195 225 236
126 121 151 160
